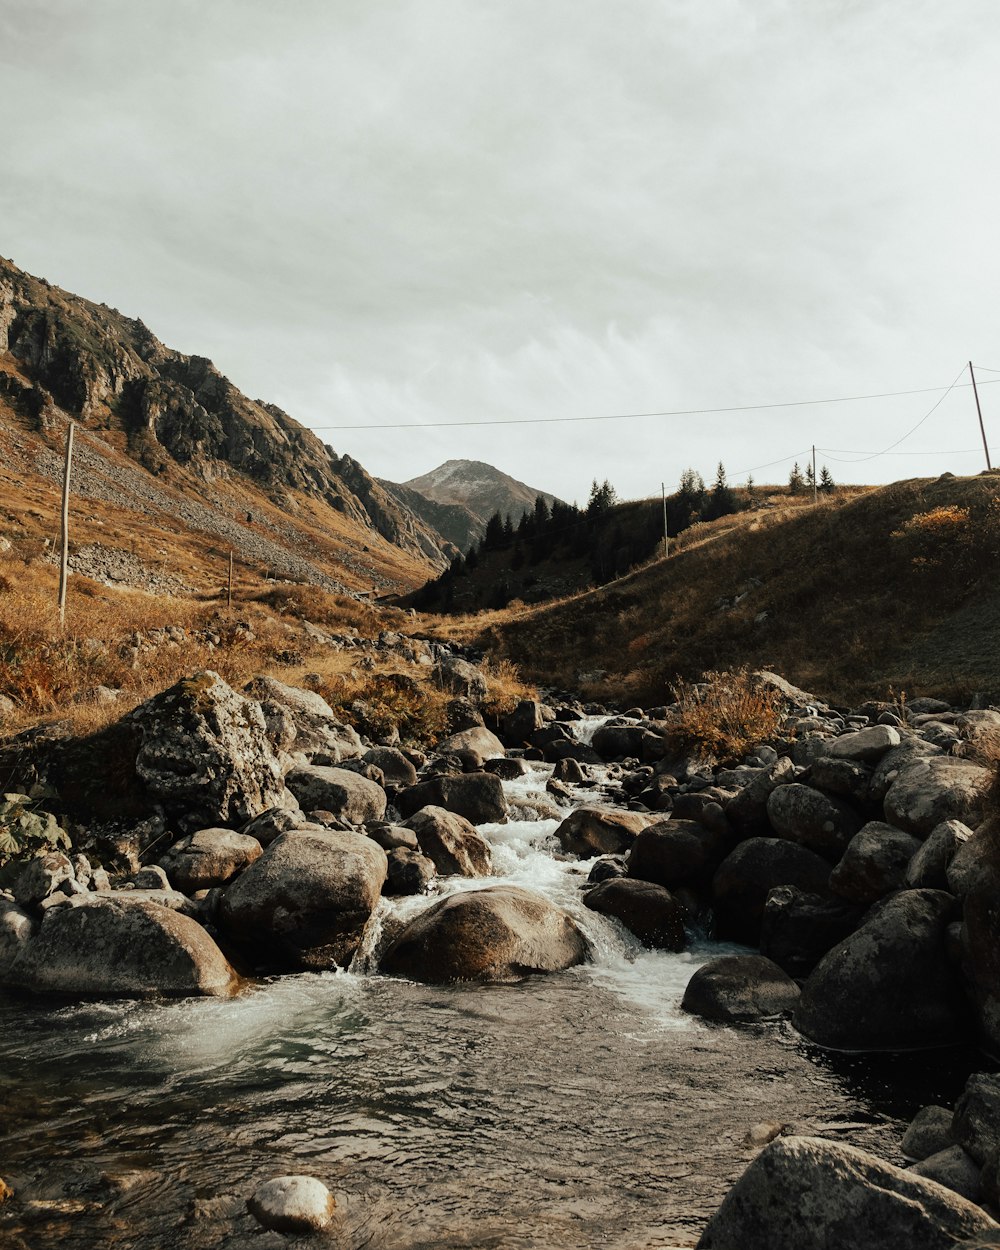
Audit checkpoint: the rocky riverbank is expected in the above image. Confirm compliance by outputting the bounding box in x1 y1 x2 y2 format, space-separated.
2 660 1000 1245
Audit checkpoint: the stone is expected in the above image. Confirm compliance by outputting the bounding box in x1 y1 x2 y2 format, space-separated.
245 674 362 762
827 724 901 762
766 783 864 859
402 806 493 877
583 878 687 950
362 746 418 788
760 886 864 978
132 865 171 891
0 897 36 974
793 889 963 1051
285 765 387 825
554 807 650 858
364 823 419 852
4 897 237 997
681 954 800 1022
587 856 627 883
808 756 873 804
884 758 989 837
901 1105 955 1161
828 822 921 903
907 820 973 890
591 722 646 761
953 1074 1000 1166
711 838 832 945
434 655 487 701
240 806 308 846
485 756 532 780
158 828 263 893
500 699 547 745
910 1146 982 1202
384 848 436 895
725 756 796 836
248 1175 336 1235
867 738 943 803
434 725 506 767
219 829 387 970
13 852 75 908
381 885 588 983
957 825 1000 1053
396 773 509 825
948 823 998 900
626 820 727 890
695 1135 998 1249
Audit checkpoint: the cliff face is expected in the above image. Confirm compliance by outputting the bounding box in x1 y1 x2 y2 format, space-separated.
0 257 450 569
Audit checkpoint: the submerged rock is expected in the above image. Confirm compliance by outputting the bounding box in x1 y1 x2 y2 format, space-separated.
583 878 687 951
681 954 800 1023
380 885 587 983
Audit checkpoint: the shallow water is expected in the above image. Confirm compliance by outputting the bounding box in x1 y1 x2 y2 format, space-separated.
0 763 981 1248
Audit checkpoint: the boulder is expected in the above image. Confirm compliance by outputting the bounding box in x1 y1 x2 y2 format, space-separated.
364 823 419 852
958 824 1000 1053
910 1146 982 1202
248 1175 336 1235
434 655 487 701
485 756 533 780
591 722 646 761
380 885 587 983
396 773 508 825
766 783 864 859
285 765 387 825
867 738 942 803
711 838 832 945
948 823 998 901
500 699 548 746
240 805 308 847
953 1074 1000 1166
219 829 387 970
828 822 921 903
695 1135 998 1249
158 828 263 893
808 756 873 805
884 758 988 837
725 756 796 837
827 724 901 762
554 807 650 858
434 725 506 767
12 852 75 909
402 806 493 877
681 954 800 1022
4 897 237 997
907 820 973 890
626 820 727 890
0 898 36 974
793 889 963 1050
384 848 436 896
902 1105 956 1161
362 747 418 789
244 675 362 762
759 886 864 978
583 878 687 950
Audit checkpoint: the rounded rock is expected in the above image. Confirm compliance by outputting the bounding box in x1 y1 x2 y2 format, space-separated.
248 1175 335 1234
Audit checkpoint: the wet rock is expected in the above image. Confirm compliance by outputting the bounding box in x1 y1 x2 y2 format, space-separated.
766 783 864 859
695 1135 998 1249
760 886 864 978
953 1074 1000 1166
485 756 532 780
725 756 796 836
402 806 493 877
793 889 963 1051
681 954 800 1022
248 1175 336 1235
500 699 547 746
384 848 436 895
245 675 362 762
957 824 1000 1053
901 1105 955 1161
712 838 832 945
583 878 687 951
591 722 646 761
827 724 901 763
884 757 989 836
219 829 387 970
627 819 727 890
434 725 506 767
587 855 627 883
381 884 587 983
5 896 237 997
554 806 650 858
362 746 418 788
285 764 387 825
828 822 921 903
907 820 973 890
396 772 508 825
158 828 263 893
910 1146 981 1202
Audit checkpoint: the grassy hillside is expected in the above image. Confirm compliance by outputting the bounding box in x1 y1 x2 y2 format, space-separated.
456 473 1000 707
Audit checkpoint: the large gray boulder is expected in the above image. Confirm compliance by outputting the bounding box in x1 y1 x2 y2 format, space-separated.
952 1074 1000 1165
4 897 237 997
867 738 942 803
433 725 506 766
959 826 1000 1053
793 889 963 1050
219 829 387 970
244 675 362 762
0 898 36 975
362 747 418 789
396 773 508 825
434 655 487 701
884 757 988 836
907 819 973 890
827 724 901 763
583 878 687 950
828 822 921 903
626 820 727 890
402 806 493 877
681 954 800 1022
285 765 387 825
554 807 650 858
948 822 998 901
725 756 796 837
380 885 587 983
766 783 863 859
695 1135 998 1249
711 838 832 945
760 886 864 978
158 828 263 893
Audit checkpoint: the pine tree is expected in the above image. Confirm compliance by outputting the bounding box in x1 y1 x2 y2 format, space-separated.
789 463 805 494
465 545 479 571
707 461 737 520
819 465 836 493
482 511 505 551
805 462 816 488
503 513 515 543
533 495 551 530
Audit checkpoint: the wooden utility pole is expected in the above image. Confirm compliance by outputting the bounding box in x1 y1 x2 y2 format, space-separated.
661 482 669 559
227 551 234 610
969 362 993 470
58 422 75 628
812 445 818 504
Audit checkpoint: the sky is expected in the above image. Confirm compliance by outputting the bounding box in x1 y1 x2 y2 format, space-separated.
2 0 1000 505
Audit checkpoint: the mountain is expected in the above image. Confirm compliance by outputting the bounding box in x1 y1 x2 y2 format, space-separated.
390 459 562 552
0 256 451 594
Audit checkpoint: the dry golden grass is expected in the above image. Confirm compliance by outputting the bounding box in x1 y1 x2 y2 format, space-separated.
662 669 783 761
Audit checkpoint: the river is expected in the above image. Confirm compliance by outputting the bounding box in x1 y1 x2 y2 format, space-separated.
0 759 980 1248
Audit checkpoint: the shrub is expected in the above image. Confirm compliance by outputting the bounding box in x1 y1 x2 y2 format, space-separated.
663 668 783 761
0 793 72 884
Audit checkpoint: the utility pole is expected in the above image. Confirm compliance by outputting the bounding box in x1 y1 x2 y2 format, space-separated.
661 482 669 559
969 362 993 470
58 422 75 628
812 445 818 505
227 551 234 610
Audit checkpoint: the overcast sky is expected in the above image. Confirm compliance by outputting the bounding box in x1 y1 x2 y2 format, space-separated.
2 0 999 504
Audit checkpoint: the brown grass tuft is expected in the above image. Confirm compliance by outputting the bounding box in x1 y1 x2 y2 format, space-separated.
662 669 783 761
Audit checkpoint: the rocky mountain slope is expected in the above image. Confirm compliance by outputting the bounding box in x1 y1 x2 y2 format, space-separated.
389 459 561 551
0 255 451 594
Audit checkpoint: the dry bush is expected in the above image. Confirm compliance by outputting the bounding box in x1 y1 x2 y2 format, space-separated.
314 667 448 745
480 657 536 718
960 723 1000 821
253 583 382 634
663 668 783 761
